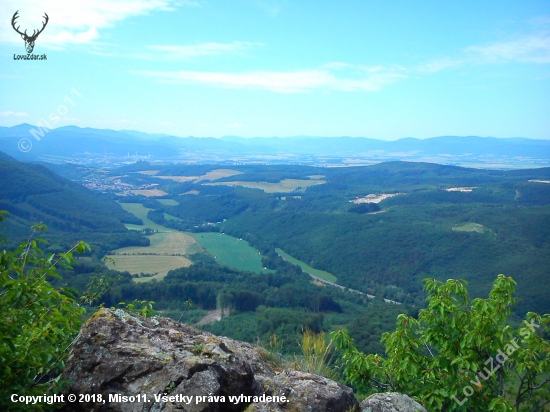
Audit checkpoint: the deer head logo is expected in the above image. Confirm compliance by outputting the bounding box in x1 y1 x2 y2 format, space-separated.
11 11 49 54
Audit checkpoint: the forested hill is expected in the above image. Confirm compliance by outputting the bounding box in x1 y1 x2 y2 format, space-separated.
0 152 146 256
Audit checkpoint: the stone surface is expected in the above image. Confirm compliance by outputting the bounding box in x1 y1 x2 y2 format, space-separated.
60 308 359 412
359 392 427 412
252 370 358 412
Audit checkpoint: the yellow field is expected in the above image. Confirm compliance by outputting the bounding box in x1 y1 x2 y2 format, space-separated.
112 232 200 255
203 178 326 193
130 189 168 197
195 169 243 181
105 232 201 281
154 169 243 183
155 175 197 182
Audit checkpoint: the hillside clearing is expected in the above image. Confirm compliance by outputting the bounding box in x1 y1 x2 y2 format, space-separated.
275 248 337 283
158 199 179 206
118 202 173 231
452 222 490 234
350 193 402 204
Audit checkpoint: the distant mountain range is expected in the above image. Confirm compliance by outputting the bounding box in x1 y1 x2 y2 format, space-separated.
0 124 548 169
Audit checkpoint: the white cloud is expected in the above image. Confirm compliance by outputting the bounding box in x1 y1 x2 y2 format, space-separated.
0 111 29 117
417 57 463 73
1 0 185 48
418 33 550 72
134 65 407 93
146 41 261 60
465 34 550 64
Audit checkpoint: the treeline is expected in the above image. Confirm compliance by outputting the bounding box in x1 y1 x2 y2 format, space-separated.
87 258 407 354
99 258 343 314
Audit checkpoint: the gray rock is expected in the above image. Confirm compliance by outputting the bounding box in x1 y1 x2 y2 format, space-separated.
252 370 359 412
60 308 359 412
359 392 427 412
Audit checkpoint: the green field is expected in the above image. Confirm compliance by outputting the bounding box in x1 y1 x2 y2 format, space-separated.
189 232 274 274
275 248 337 283
452 222 490 234
158 199 179 206
118 202 173 231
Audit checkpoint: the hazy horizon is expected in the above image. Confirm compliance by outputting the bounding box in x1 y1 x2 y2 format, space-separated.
3 122 550 141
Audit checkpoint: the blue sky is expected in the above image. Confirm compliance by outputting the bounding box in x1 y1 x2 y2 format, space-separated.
1 0 549 139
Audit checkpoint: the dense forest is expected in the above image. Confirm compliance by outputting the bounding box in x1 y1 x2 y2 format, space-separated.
0 154 147 256
126 162 550 315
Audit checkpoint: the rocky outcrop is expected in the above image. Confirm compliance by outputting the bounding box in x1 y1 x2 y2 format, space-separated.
359 392 427 412
60 308 359 412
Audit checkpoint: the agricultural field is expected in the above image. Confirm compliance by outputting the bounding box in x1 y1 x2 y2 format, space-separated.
203 178 326 193
452 222 491 234
130 189 168 197
189 232 273 274
107 255 191 282
154 169 243 183
195 169 243 181
105 232 200 282
275 248 337 283
118 202 172 231
158 199 179 206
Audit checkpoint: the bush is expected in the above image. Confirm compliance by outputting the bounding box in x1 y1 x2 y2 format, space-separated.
331 275 550 411
0 212 88 410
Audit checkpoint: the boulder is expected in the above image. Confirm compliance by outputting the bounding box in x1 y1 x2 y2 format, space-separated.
359 392 427 412
60 308 359 412
252 370 358 412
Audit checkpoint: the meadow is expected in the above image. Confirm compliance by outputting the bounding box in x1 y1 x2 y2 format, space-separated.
114 202 272 277
189 232 273 274
275 248 337 283
157 199 179 206
118 202 173 231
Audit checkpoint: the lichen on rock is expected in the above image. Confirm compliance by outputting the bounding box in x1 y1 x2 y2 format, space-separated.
60 308 359 412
